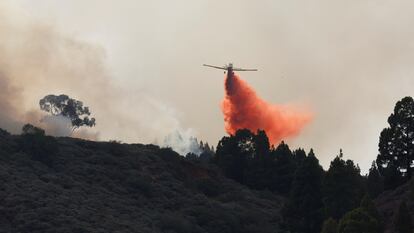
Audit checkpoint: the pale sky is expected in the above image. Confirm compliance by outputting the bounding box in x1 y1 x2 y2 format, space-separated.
7 0 414 172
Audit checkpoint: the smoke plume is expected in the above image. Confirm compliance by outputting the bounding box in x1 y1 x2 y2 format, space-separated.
0 2 199 152
222 74 312 144
162 129 202 155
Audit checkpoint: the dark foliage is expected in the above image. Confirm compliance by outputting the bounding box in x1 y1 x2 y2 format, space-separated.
19 124 58 166
323 150 365 220
195 178 222 197
159 213 195 233
215 129 270 186
0 131 284 233
215 129 300 195
360 195 381 222
321 218 338 233
292 148 307 166
184 140 215 164
337 209 380 233
283 149 324 233
199 140 215 157
22 123 45 136
377 96 414 189
0 128 10 137
337 195 382 233
367 161 384 199
125 175 153 197
199 150 214 163
393 201 412 233
270 142 296 194
39 94 96 130
2 97 413 233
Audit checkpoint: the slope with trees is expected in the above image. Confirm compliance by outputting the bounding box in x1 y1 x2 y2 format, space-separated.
0 126 284 233
2 96 414 232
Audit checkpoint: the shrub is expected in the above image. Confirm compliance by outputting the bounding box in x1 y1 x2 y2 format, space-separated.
159 213 195 233
106 140 128 157
20 124 57 166
126 175 153 197
394 201 412 233
321 218 338 233
22 124 45 136
196 178 221 197
338 208 381 233
0 128 10 137
158 148 181 162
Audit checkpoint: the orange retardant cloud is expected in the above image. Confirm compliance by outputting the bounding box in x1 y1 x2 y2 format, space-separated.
221 74 312 145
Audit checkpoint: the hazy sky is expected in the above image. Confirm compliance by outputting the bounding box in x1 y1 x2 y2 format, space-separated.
6 0 414 172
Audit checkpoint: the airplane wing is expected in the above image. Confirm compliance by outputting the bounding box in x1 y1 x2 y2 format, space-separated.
203 64 227 70
233 68 258 71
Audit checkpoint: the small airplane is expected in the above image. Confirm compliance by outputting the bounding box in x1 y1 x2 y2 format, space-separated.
203 63 257 77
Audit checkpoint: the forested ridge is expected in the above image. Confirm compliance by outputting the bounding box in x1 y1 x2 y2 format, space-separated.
1 96 414 233
211 96 414 233
0 128 284 233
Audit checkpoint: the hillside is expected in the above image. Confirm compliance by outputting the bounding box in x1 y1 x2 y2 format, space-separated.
0 129 284 233
375 179 414 233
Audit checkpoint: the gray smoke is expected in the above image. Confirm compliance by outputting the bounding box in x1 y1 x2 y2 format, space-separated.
12 0 414 172
0 2 199 150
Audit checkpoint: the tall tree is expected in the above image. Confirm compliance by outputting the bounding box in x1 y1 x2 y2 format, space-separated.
292 148 307 166
39 94 96 131
323 150 365 220
270 141 296 194
377 96 414 189
254 130 270 157
367 161 384 198
215 129 270 186
244 132 272 190
283 149 324 233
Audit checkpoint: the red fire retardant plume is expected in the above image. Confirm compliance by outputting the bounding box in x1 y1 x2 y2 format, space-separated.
221 74 312 145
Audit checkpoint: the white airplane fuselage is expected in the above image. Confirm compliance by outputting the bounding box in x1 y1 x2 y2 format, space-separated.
225 63 234 78
203 63 257 79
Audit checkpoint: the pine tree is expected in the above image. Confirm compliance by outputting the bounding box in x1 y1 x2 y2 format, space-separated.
377 97 414 189
367 161 384 198
323 150 365 220
270 141 296 194
284 149 324 233
215 129 270 186
292 148 306 166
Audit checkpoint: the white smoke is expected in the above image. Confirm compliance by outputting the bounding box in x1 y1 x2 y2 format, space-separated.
162 128 202 156
40 115 73 136
145 98 202 155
